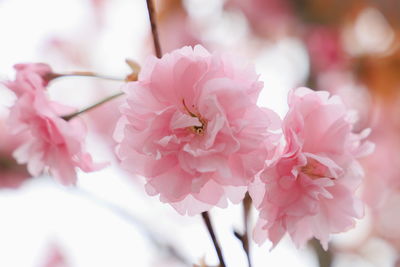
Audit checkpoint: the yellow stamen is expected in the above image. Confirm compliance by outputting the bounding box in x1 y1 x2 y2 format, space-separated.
182 99 207 135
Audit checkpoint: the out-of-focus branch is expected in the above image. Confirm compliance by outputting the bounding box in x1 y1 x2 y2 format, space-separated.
145 0 162 58
72 188 191 266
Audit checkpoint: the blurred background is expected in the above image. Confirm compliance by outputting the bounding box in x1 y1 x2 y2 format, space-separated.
0 0 399 266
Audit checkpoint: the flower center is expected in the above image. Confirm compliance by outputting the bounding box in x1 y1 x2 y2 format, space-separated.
182 99 207 136
300 157 331 180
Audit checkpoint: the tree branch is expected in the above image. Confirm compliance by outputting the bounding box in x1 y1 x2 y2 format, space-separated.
145 0 162 58
201 212 226 267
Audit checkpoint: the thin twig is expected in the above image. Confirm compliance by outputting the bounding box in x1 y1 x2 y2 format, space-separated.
201 212 226 267
47 72 124 82
145 0 162 58
233 193 252 267
62 92 125 121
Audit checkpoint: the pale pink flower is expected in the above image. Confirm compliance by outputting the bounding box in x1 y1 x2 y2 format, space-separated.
6 63 105 185
305 27 347 73
40 243 70 267
359 100 400 249
250 87 373 249
158 6 202 53
4 63 52 97
114 45 280 215
362 100 400 210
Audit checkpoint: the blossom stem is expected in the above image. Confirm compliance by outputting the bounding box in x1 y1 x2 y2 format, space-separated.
233 193 252 267
242 193 252 267
47 72 125 82
62 92 125 121
310 238 334 267
145 0 162 58
201 212 226 267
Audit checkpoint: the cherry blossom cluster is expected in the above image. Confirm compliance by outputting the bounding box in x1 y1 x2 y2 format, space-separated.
3 45 373 249
4 63 105 185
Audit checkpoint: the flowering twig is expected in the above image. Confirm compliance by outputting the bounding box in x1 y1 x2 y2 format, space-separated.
201 212 226 267
145 1 226 266
62 92 125 121
47 71 125 82
145 0 162 58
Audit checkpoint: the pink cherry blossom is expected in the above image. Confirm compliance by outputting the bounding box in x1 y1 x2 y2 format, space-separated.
157 4 202 53
225 0 295 38
5 63 106 185
359 100 400 249
362 99 400 210
305 27 347 73
40 243 70 267
250 87 374 249
114 45 281 215
4 63 52 97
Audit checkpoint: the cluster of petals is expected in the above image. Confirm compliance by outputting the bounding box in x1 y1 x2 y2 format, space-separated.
5 63 105 185
250 87 374 249
114 45 281 215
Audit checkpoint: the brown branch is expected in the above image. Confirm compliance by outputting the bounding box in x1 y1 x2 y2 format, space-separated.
145 0 162 58
201 212 226 267
233 193 252 267
242 193 252 267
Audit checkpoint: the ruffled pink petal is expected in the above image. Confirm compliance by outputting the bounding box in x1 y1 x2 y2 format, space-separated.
115 45 281 215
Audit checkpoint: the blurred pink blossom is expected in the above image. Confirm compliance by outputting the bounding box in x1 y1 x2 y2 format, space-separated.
40 243 70 267
4 63 52 96
225 0 295 38
158 9 202 53
250 87 373 249
5 63 106 185
306 27 347 73
89 0 106 27
114 45 281 215
360 100 400 248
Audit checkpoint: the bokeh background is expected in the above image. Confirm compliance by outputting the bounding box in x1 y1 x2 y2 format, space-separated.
0 0 399 266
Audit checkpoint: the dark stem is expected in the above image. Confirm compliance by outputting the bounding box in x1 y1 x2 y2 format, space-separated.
310 238 334 267
242 193 252 267
233 193 252 267
145 0 162 58
62 92 124 121
201 212 226 267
